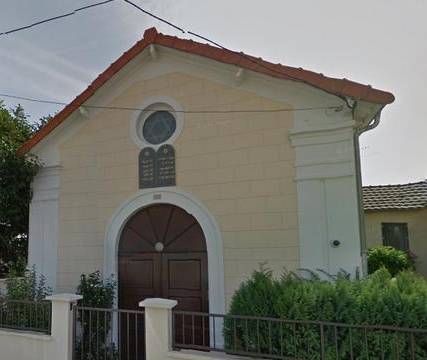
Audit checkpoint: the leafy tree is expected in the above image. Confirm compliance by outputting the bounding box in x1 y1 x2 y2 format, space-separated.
0 102 45 277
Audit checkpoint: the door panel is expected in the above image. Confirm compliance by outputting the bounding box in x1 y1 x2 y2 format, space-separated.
119 254 161 310
162 252 209 348
168 260 202 290
161 253 208 311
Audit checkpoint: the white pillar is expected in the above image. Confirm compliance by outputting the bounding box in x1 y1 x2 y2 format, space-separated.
45 293 83 360
290 111 362 277
139 298 177 360
28 166 61 290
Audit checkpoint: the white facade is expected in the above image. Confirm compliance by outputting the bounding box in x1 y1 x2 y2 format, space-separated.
26 42 383 297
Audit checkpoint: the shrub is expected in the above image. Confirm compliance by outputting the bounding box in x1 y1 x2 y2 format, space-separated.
368 245 415 276
225 268 427 359
77 270 116 308
0 266 52 332
75 271 117 360
4 266 51 301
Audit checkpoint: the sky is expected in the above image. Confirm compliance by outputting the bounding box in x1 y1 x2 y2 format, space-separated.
0 0 426 185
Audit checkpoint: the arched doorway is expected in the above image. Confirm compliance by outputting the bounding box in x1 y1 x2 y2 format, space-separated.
118 204 209 313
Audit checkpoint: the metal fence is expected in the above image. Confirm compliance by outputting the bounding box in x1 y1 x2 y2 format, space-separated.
172 311 427 360
73 306 145 360
0 299 51 334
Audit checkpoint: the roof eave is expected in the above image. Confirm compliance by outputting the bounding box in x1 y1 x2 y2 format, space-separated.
18 27 395 155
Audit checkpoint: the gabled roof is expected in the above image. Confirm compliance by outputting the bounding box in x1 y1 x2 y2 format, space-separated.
363 180 427 211
19 27 395 154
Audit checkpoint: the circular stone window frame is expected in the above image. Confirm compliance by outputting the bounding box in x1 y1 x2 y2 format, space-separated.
130 96 184 150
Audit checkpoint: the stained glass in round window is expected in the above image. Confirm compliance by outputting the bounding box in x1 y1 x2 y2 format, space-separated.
142 111 176 145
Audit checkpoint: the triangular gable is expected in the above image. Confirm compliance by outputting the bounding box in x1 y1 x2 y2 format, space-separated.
19 27 394 154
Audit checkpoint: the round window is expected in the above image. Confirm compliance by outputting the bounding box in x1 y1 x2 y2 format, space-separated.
142 111 176 145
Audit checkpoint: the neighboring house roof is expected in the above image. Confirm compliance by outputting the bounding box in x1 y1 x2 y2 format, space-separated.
18 27 395 155
363 180 427 211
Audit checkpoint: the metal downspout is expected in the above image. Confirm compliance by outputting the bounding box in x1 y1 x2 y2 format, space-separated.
353 109 382 276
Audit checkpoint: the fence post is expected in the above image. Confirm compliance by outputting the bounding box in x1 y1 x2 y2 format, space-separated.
140 298 177 360
45 293 83 360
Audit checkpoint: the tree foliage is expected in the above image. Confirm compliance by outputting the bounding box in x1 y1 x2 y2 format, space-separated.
0 102 44 276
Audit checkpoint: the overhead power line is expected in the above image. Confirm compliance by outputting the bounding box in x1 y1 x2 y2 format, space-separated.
0 0 303 88
0 93 342 114
0 0 116 36
0 0 350 109
123 0 293 79
122 0 351 106
122 0 185 33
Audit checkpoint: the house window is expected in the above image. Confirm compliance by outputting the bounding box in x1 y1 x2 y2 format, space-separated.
381 223 409 251
142 111 176 145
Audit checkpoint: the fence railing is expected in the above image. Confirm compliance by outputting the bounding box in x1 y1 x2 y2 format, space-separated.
73 306 145 360
0 299 51 334
172 311 427 360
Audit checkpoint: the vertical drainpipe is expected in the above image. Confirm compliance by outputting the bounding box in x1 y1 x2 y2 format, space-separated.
353 108 382 277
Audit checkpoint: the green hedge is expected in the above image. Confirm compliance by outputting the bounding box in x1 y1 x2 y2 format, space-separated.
225 268 427 359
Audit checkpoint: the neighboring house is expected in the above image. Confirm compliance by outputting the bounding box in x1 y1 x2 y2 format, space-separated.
363 180 427 276
20 27 394 314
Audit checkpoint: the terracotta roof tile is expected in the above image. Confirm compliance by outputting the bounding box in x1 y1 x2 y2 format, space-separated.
18 27 395 154
363 180 427 211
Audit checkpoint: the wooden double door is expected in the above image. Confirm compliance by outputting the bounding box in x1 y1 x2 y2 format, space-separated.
118 204 209 356
119 252 208 312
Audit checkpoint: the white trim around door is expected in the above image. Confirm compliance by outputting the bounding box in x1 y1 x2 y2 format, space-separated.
104 187 226 316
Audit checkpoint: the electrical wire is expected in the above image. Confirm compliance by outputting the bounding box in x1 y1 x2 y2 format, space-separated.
0 0 351 110
122 0 185 33
0 0 351 113
0 93 342 114
0 0 116 36
1 0 312 92
122 0 352 107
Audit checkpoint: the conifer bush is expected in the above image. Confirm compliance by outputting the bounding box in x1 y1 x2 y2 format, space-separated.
225 268 427 359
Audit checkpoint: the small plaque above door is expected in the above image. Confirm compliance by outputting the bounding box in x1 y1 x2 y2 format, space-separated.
139 147 156 189
156 145 176 187
138 145 176 189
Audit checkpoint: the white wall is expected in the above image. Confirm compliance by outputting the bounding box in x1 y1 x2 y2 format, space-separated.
28 166 61 290
0 294 81 360
0 329 50 360
290 113 363 276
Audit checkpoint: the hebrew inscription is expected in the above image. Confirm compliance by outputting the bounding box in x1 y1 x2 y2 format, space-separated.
139 147 156 189
139 145 176 189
